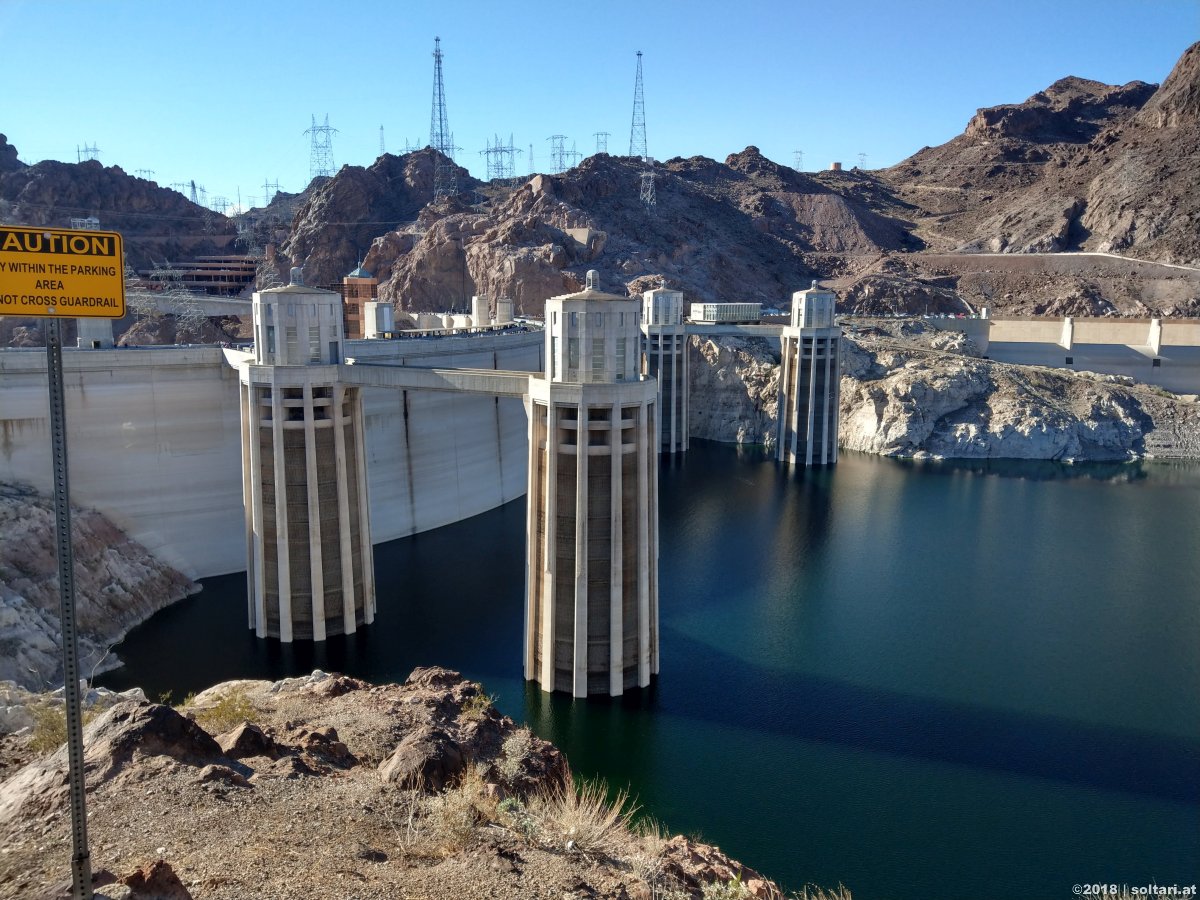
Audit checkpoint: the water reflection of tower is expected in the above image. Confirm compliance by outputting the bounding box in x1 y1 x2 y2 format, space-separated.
525 270 660 697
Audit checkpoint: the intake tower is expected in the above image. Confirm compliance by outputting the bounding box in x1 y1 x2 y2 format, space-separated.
525 270 660 696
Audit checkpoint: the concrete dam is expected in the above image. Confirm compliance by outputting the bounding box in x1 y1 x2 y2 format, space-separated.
0 329 543 580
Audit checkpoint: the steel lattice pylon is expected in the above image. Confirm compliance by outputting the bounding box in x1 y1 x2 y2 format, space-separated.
629 51 647 159
304 114 338 180
430 37 458 199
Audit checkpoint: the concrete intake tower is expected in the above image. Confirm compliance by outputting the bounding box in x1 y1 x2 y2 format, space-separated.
776 282 842 466
239 268 376 640
525 270 660 696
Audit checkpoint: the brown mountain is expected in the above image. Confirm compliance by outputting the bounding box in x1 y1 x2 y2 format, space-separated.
295 146 918 314
879 41 1200 266
0 146 236 268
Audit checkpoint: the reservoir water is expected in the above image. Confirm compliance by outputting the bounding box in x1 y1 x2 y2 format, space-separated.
98 443 1200 899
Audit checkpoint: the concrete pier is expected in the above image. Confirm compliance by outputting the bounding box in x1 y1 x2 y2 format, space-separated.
525 271 660 697
777 282 842 466
640 288 689 453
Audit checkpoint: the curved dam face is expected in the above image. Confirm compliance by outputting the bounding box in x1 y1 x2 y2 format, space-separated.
0 330 544 579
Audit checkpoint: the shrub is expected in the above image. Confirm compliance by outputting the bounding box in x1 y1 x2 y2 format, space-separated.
427 764 498 853
185 687 257 734
27 701 101 756
497 727 534 786
28 702 67 755
459 687 496 722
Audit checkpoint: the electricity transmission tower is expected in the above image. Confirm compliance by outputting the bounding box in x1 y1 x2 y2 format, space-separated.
480 134 522 181
529 143 535 174
379 125 386 155
304 114 338 180
640 169 656 210
628 51 654 211
594 131 610 154
188 180 207 206
858 152 867 169
792 150 804 171
629 51 647 159
429 36 459 198
135 168 155 180
547 136 569 174
76 143 100 163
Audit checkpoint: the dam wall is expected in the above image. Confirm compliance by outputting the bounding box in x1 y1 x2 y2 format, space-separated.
932 317 1200 394
0 330 544 580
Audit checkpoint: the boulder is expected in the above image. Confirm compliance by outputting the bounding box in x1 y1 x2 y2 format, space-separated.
378 725 464 791
120 859 193 900
215 722 275 759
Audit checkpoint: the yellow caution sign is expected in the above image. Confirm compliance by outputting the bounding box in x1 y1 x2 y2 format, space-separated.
0 225 125 318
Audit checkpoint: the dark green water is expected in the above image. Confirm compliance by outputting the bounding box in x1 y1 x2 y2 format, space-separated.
99 444 1200 899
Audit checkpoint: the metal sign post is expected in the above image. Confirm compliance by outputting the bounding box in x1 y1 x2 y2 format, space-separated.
0 225 126 900
46 317 92 900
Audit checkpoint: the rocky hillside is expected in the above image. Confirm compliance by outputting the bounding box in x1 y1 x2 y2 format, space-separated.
0 136 236 269
0 667 819 900
293 147 919 315
879 41 1200 267
0 484 198 691
280 149 478 290
3 43 1195 322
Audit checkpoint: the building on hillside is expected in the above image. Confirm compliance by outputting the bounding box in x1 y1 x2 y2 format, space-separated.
525 270 660 697
341 264 378 340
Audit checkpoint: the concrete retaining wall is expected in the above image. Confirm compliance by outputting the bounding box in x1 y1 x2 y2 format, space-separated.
0 331 544 580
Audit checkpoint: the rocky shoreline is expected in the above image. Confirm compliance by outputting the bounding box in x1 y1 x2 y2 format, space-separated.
0 484 198 692
0 668 833 900
687 324 1200 461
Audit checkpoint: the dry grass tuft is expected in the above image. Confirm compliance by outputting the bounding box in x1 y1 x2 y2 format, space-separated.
791 886 854 900
425 764 499 854
526 772 640 859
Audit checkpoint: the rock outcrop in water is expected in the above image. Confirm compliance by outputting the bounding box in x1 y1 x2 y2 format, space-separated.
838 324 1200 459
0 667 794 900
0 484 198 691
687 325 1200 461
687 336 780 448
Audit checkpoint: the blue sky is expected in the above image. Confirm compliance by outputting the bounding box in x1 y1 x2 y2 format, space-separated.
0 0 1195 212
